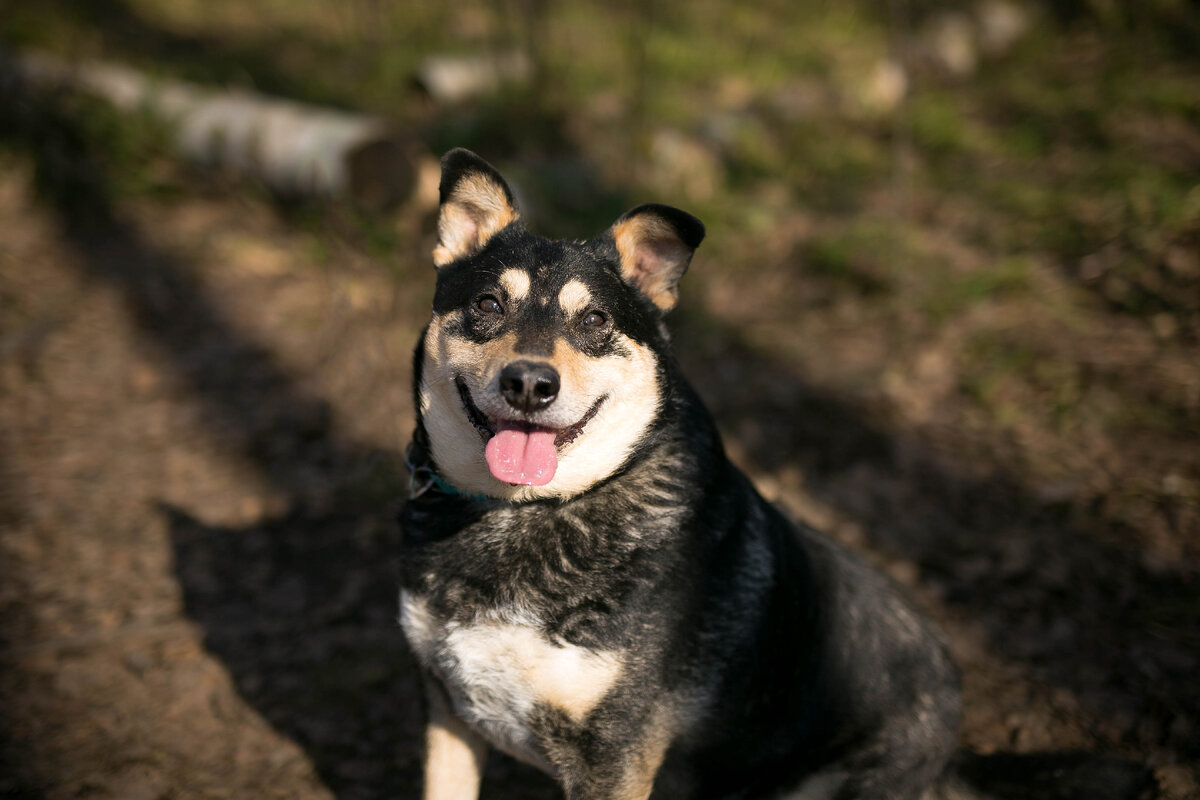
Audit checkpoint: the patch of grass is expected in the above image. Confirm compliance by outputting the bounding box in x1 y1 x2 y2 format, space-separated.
799 227 897 298
777 124 892 213
959 332 1091 433
922 256 1035 324
907 93 974 157
0 82 179 229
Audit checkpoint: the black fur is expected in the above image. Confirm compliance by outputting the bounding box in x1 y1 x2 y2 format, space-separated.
400 150 961 800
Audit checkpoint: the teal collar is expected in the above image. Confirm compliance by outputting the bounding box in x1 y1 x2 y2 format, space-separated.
405 436 491 502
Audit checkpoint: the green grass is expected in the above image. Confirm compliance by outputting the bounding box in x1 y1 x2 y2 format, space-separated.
923 256 1035 324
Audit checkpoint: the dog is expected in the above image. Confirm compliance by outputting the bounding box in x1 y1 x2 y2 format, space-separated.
399 149 961 800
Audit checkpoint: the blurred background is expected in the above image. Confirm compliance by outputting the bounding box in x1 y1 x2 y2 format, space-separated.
1 1 1198 798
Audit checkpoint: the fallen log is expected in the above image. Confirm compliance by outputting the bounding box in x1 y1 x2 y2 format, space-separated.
10 50 422 209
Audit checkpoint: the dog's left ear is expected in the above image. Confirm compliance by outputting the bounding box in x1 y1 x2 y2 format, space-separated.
433 148 521 267
610 204 705 311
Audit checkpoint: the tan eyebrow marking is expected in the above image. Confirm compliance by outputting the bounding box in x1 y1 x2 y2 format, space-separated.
499 268 531 303
558 279 593 318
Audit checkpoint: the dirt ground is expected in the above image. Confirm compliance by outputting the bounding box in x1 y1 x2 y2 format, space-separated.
2 97 1199 800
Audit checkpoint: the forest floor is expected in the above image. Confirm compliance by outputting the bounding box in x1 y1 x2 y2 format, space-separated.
2 1 1199 798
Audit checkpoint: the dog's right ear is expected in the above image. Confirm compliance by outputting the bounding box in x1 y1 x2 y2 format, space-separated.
433 149 520 267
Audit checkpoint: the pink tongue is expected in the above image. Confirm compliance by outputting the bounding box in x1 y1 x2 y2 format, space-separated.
485 425 558 486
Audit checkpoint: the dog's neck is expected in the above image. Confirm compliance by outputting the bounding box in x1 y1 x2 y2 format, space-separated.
405 427 490 501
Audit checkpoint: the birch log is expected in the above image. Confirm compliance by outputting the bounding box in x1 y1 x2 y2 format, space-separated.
414 51 532 105
11 50 420 208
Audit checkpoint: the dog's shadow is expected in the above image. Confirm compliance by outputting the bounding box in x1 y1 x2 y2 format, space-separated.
164 502 562 800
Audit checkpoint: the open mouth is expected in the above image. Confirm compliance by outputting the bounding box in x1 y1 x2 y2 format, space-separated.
455 377 605 486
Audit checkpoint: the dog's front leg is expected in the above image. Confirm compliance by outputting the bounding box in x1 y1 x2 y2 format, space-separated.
552 711 677 800
420 679 489 800
558 747 669 800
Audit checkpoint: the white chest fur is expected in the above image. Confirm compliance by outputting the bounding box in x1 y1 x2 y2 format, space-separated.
400 590 623 768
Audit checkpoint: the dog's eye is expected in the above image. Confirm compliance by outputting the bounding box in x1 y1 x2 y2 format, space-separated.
581 310 608 329
476 295 504 314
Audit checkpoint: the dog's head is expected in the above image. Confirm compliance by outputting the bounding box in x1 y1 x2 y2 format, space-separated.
416 148 704 502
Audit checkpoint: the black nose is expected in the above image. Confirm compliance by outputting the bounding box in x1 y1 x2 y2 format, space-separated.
499 360 560 414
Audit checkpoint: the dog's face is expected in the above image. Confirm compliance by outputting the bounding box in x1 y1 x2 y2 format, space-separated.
417 149 704 501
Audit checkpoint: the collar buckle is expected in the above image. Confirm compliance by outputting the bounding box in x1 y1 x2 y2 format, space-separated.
405 440 437 499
